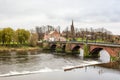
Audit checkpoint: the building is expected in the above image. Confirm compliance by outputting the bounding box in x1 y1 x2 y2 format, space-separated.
44 30 66 41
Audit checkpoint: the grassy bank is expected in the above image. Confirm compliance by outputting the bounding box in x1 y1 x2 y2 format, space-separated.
0 46 42 52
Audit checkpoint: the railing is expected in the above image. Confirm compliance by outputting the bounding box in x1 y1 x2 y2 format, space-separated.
38 41 120 47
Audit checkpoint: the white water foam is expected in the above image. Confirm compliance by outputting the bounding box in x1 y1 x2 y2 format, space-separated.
79 48 84 57
0 60 108 77
0 67 61 77
99 50 110 63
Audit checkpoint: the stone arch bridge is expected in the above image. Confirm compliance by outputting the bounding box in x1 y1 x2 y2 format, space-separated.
40 41 120 57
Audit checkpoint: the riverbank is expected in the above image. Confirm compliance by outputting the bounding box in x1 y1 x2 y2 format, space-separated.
0 46 42 52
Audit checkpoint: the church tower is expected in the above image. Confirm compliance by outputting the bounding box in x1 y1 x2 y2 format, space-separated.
71 20 75 39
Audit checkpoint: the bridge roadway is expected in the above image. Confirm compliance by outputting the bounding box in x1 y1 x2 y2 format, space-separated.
46 41 120 48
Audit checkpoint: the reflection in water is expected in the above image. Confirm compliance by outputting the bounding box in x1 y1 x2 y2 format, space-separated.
98 69 103 75
99 50 110 63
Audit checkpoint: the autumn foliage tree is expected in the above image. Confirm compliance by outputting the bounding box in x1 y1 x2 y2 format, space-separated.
29 33 38 47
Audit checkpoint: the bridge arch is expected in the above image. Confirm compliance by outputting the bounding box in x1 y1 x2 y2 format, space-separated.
90 47 111 62
72 45 82 54
90 45 120 57
50 44 57 52
90 47 114 58
90 47 103 57
72 45 80 51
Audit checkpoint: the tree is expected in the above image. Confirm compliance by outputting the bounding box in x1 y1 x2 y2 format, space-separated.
36 26 43 40
0 30 2 43
29 33 38 47
80 28 85 42
2 27 14 44
64 27 69 39
36 25 55 41
16 29 30 44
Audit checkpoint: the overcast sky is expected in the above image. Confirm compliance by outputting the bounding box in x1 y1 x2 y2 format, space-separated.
0 0 120 34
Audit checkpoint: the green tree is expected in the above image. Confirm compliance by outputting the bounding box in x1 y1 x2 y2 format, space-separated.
2 27 14 44
16 29 30 44
0 30 2 43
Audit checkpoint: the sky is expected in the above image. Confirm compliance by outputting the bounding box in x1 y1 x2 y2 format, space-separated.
0 0 120 35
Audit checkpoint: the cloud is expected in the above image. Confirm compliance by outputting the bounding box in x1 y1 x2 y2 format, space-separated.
0 0 120 34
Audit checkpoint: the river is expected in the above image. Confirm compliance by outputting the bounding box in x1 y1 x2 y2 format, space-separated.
0 51 119 80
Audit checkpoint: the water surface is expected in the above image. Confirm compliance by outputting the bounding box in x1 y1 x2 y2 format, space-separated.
0 51 119 80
